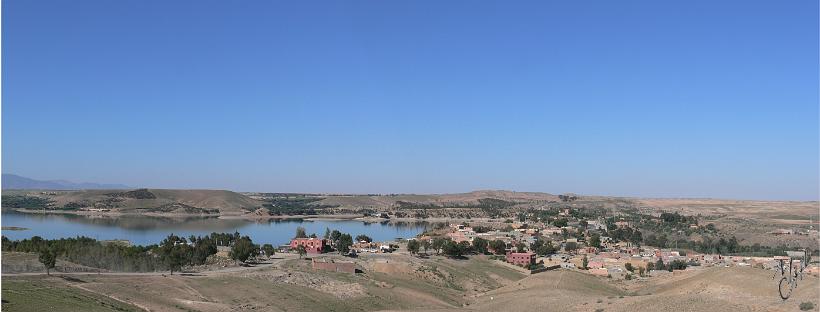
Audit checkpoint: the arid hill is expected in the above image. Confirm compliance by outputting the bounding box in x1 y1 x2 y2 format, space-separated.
389 267 819 312
4 189 262 215
315 190 558 209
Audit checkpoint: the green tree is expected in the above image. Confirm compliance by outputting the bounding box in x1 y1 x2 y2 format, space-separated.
458 241 472 255
668 259 687 271
295 226 308 239
323 227 331 240
624 262 634 272
190 236 217 265
159 234 190 275
330 230 342 246
536 241 556 256
515 242 527 253
431 237 449 255
296 245 307 259
261 244 276 258
582 255 589 270
337 233 353 254
553 218 568 227
407 239 420 255
38 248 57 276
589 233 601 248
443 240 467 257
489 240 507 255
655 259 665 271
421 240 431 254
472 237 489 254
230 236 255 265
531 238 544 252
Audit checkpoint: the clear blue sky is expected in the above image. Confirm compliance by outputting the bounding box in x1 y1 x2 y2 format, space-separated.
3 1 818 200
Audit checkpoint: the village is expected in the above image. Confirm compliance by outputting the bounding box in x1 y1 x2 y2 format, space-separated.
285 206 820 281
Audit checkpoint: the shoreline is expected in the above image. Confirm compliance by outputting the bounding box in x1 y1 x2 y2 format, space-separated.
4 208 500 225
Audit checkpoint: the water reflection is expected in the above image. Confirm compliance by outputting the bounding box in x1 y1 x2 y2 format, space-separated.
1 212 429 246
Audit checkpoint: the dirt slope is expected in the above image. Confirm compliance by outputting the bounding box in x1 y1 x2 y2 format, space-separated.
318 190 558 209
413 267 820 312
20 189 262 214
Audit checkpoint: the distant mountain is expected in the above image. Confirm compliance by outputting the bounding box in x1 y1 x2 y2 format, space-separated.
1 174 130 190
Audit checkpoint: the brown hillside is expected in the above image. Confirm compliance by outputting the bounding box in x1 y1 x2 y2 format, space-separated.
32 189 262 214
318 190 558 209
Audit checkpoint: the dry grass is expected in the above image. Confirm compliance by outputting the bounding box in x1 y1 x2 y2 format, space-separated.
4 255 818 312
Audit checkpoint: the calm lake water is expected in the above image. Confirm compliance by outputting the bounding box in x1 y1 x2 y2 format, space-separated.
1 212 430 246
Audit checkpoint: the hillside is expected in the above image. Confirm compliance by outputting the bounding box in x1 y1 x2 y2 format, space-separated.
466 269 626 311
2 248 818 312
316 190 558 208
3 189 262 215
393 267 819 312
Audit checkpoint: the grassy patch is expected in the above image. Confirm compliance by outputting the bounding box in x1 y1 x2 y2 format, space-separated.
2 278 142 312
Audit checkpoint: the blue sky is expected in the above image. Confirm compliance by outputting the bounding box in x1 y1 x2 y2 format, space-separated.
2 1 818 200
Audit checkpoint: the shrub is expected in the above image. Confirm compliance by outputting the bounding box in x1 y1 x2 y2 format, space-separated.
799 302 814 311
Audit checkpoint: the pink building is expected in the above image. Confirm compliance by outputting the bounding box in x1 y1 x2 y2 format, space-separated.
290 238 326 254
506 252 536 266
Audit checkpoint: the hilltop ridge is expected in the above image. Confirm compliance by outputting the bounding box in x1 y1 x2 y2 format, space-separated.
2 174 130 190
2 188 262 215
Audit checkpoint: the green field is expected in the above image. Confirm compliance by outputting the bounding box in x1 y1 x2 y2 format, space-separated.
2 278 143 312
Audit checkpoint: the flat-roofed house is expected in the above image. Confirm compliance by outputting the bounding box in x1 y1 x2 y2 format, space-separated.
290 238 326 254
506 251 536 266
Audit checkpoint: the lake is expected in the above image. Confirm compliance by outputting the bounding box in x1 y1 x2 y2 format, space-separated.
0 212 431 246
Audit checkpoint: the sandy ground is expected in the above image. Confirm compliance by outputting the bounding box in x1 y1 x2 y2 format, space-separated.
4 251 819 312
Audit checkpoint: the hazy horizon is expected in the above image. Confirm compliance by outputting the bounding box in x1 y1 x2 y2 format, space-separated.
3 173 818 203
3 1 818 201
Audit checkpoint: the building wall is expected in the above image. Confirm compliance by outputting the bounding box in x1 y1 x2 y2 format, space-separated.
290 238 326 254
506 252 535 266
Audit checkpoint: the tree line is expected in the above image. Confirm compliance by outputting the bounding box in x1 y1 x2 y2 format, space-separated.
1 232 271 274
405 236 558 258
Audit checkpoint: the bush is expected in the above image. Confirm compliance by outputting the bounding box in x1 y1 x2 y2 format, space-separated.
799 302 814 311
2 195 52 209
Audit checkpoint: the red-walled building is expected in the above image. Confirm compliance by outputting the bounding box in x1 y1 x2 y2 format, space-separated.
506 251 536 266
290 238 326 254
